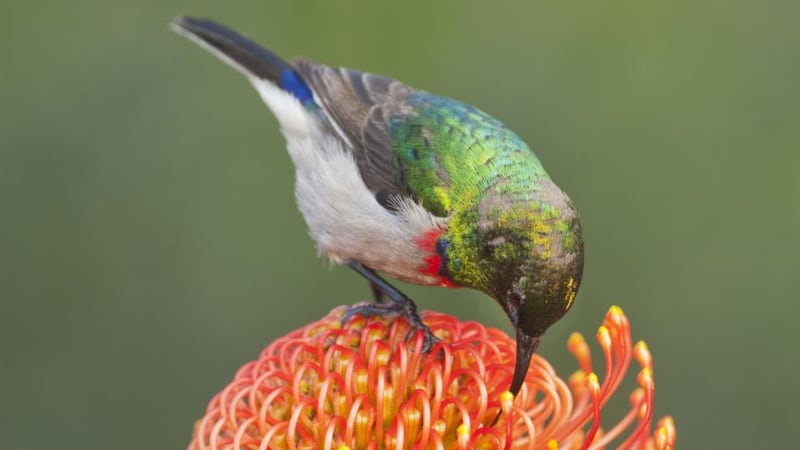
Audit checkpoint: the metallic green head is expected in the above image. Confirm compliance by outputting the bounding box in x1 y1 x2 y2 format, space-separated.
444 177 584 395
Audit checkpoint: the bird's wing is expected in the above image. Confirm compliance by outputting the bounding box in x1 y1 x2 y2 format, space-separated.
172 17 457 218
293 60 422 210
295 61 521 220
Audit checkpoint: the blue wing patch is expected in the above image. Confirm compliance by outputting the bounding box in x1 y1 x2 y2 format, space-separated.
280 69 315 106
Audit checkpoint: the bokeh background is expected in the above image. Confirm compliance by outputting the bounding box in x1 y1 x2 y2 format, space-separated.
2 0 798 448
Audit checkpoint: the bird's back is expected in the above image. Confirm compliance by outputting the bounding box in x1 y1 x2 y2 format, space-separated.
386 91 551 218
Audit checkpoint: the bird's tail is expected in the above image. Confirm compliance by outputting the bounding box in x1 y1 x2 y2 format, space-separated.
171 16 314 106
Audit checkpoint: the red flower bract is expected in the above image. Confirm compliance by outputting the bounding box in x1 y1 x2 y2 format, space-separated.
189 306 675 450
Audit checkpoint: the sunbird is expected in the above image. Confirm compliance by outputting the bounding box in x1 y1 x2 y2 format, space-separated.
172 16 584 397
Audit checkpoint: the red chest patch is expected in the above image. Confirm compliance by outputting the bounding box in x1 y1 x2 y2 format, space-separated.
414 229 458 288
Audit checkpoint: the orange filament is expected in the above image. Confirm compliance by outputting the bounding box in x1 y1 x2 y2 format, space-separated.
188 305 674 449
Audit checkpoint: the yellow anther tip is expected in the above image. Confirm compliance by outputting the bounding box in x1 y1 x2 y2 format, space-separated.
432 419 446 435
500 390 514 404
605 305 628 329
568 332 585 345
338 445 351 450
587 372 600 392
638 367 654 389
547 439 559 449
456 423 470 447
596 325 612 349
635 340 652 363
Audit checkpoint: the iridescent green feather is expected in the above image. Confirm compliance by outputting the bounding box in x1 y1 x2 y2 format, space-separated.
390 92 580 296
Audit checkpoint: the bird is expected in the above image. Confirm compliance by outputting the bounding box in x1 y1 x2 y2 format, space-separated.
171 16 584 398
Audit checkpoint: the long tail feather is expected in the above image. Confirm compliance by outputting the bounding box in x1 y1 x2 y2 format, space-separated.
171 16 291 82
171 16 314 105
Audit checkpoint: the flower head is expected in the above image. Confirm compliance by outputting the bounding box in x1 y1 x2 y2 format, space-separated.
189 305 675 449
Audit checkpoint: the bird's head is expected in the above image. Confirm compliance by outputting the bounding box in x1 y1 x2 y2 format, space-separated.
443 177 584 395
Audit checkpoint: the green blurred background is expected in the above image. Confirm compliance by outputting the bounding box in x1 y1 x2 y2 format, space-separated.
2 0 798 448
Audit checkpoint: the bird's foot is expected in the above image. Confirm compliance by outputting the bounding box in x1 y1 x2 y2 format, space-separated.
342 302 440 353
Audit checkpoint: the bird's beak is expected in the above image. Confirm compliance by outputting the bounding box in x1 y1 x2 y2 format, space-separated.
509 330 541 397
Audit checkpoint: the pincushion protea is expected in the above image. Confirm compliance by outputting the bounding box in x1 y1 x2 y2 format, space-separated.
188 306 675 449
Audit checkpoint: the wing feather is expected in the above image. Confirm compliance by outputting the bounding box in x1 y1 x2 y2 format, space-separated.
293 61 415 202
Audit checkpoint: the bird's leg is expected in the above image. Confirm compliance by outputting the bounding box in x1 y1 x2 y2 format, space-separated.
369 280 388 303
344 261 440 352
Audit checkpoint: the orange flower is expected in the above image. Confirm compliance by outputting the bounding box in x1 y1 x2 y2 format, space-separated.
188 306 675 449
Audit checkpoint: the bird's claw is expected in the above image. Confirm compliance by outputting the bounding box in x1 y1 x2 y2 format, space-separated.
408 326 441 353
341 302 399 324
342 302 440 353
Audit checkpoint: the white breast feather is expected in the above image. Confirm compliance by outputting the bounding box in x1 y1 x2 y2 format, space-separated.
251 79 448 285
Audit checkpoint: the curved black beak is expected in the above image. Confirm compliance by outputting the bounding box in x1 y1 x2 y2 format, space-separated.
509 331 541 396
492 329 542 425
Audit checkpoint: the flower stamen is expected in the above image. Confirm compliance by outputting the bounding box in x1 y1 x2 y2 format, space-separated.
188 305 674 449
